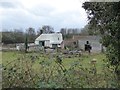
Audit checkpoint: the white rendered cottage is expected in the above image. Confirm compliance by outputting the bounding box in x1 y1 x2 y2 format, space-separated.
35 33 64 49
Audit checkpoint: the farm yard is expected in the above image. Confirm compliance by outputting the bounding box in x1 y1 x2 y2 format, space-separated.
1 50 118 88
1 1 120 89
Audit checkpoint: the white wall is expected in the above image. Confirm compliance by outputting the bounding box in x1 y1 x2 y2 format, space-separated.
78 39 101 53
35 40 39 45
34 33 63 47
45 40 51 47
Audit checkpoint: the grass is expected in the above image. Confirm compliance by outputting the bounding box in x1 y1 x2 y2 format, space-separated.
2 51 106 74
2 51 117 88
0 51 2 64
2 51 21 64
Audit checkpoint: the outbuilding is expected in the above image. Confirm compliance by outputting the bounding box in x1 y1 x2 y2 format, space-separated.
35 33 64 49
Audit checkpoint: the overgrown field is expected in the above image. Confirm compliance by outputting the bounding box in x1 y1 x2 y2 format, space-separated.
2 51 118 88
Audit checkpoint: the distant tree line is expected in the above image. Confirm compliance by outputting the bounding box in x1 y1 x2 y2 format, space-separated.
37 25 54 36
60 28 81 39
2 24 97 44
60 28 81 35
2 25 54 44
80 24 100 35
2 30 26 44
60 25 100 40
2 28 36 44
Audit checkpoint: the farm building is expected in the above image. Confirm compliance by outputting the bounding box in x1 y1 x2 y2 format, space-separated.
35 33 64 49
77 36 102 52
64 35 105 53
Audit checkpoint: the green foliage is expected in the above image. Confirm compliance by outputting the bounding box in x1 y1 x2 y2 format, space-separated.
80 24 100 35
106 44 119 66
82 2 120 85
2 52 118 88
101 35 112 47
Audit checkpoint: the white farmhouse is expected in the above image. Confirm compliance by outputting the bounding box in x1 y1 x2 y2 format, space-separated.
35 33 64 49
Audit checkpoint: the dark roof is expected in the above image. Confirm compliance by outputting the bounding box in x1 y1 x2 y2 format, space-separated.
63 35 101 46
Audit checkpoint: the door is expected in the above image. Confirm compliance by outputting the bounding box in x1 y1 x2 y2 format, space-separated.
39 41 45 47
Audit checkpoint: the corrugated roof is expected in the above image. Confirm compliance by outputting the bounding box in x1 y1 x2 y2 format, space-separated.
35 33 63 44
63 35 101 46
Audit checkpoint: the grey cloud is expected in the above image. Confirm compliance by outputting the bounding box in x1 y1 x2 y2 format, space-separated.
0 1 23 9
2 9 36 29
0 2 15 8
0 2 16 8
2 8 87 31
1 1 87 32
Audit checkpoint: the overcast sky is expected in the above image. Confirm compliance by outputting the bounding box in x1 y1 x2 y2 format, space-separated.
0 0 88 32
